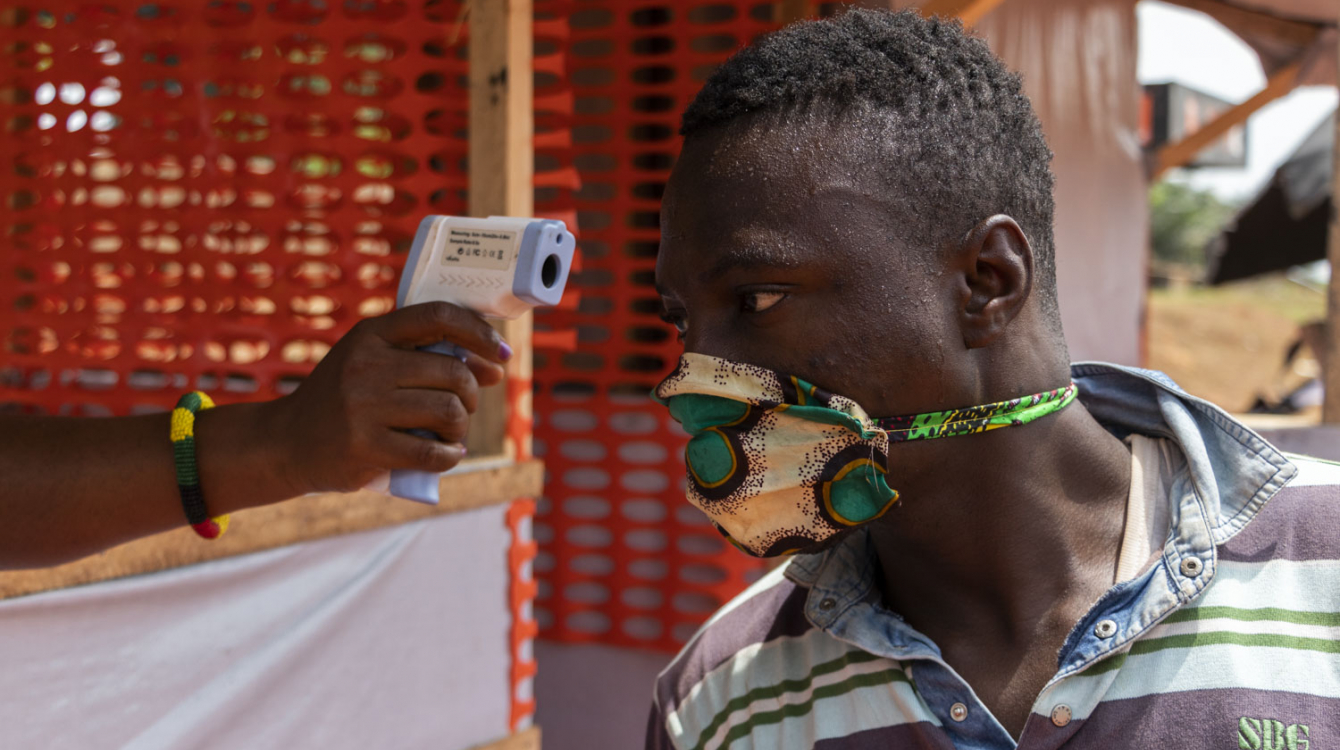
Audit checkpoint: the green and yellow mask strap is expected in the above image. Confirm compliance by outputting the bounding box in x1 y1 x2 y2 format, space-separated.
875 383 1079 444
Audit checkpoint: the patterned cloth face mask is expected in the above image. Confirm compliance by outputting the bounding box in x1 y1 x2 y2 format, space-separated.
654 353 1079 558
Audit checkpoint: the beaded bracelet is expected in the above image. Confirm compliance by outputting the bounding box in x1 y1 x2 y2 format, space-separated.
170 391 230 540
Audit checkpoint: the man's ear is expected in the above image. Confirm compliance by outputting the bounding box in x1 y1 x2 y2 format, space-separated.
955 215 1034 350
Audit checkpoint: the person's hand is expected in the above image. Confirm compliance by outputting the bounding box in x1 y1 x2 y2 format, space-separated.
267 302 510 495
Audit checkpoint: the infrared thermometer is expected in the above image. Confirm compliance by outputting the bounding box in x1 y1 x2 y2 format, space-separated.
391 215 575 504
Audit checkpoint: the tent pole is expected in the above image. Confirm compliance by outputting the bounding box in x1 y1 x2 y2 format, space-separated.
468 0 535 458
1324 19 1340 423
1152 61 1301 180
1159 0 1320 48
918 0 1007 25
794 1 1008 26
775 0 812 23
469 0 533 221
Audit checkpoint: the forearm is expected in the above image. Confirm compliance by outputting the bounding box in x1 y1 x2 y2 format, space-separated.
0 303 509 569
0 401 304 569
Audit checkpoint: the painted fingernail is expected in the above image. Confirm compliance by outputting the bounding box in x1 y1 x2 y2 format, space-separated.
499 340 513 361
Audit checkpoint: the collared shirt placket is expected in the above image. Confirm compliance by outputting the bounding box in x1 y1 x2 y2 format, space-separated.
787 476 1223 749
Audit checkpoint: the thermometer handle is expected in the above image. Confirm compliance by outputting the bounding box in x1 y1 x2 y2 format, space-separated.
388 340 467 504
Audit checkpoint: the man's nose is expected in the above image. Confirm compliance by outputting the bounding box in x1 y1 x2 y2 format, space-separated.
681 324 743 364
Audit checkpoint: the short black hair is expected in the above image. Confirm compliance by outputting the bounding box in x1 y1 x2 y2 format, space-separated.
681 8 1060 322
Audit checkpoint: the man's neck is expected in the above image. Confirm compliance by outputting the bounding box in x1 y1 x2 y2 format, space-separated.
866 401 1131 734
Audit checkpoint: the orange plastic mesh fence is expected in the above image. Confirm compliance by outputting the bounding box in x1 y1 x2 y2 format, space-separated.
0 0 576 416
531 1 778 652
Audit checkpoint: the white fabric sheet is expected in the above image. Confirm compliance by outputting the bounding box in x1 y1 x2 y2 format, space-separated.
974 0 1147 365
880 0 1148 364
0 508 512 750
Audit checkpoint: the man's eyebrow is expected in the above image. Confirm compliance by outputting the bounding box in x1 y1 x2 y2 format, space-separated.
656 241 806 297
701 245 802 282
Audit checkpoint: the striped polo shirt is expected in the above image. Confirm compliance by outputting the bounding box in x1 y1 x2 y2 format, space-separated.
647 363 1333 749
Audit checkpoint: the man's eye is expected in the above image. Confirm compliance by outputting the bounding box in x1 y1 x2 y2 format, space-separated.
742 291 786 313
659 310 688 340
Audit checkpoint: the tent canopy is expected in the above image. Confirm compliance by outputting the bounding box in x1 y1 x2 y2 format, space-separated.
1207 109 1334 284
1162 0 1337 87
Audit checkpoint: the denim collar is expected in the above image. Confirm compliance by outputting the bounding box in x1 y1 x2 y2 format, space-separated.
783 362 1298 678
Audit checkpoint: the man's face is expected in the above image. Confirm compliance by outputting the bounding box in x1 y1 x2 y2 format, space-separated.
655 115 963 417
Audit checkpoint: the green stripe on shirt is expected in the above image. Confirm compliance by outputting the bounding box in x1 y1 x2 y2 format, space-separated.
705 668 913 750
1130 630 1340 657
1161 605 1340 627
687 650 892 750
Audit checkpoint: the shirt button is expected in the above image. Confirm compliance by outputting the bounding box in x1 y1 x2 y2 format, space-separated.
949 702 968 722
1094 619 1118 639
1051 704 1072 727
1180 556 1204 578
818 597 837 611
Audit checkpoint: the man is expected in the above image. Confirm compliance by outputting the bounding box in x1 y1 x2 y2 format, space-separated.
647 9 1334 749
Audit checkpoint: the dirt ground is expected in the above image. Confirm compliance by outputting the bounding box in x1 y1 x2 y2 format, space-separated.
1145 274 1325 414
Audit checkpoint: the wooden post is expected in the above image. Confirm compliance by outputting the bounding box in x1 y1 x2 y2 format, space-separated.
1159 0 1321 48
1152 61 1302 180
467 727 542 750
775 0 812 23
469 0 534 458
918 0 1007 25
1323 15 1340 423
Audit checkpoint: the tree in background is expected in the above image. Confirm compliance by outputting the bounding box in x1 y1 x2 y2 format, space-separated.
1149 181 1238 271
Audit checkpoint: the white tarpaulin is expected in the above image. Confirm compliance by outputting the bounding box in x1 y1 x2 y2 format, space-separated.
880 0 1149 363
974 0 1148 364
0 508 513 750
